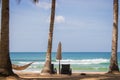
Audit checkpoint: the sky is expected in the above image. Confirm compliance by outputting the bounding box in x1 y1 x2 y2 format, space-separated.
2 0 120 52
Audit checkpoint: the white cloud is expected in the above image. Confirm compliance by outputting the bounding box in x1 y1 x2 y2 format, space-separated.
36 2 51 10
55 16 65 23
47 15 65 24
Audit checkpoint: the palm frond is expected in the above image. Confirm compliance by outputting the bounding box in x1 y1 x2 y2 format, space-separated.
33 0 39 3
15 0 39 4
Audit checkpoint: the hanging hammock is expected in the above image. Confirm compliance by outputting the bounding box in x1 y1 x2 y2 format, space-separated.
12 62 33 70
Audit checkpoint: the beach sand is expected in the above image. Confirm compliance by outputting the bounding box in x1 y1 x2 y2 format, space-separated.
0 72 120 80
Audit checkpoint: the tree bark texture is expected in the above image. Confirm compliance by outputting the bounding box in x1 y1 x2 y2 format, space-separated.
109 0 119 73
41 0 56 75
0 0 15 76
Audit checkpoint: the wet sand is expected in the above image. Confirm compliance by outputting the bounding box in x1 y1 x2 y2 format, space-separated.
0 72 120 80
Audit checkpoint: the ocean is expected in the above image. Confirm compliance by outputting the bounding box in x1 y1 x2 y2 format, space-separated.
10 52 120 73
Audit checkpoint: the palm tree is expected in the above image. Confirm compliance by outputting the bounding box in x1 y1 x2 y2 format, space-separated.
41 0 56 75
109 0 119 73
0 0 39 77
0 0 17 77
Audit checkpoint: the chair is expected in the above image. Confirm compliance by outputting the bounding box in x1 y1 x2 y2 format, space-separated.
61 64 72 75
51 64 57 74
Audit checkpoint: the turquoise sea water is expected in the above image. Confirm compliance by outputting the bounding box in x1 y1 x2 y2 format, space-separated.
10 52 120 73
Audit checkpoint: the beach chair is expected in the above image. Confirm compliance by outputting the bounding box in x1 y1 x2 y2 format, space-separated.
61 64 72 75
51 64 57 74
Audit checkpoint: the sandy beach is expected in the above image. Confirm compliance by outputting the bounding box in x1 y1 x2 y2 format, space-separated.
0 72 120 80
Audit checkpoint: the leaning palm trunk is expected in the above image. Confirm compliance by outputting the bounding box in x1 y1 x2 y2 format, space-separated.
41 0 56 75
0 0 17 76
109 0 119 73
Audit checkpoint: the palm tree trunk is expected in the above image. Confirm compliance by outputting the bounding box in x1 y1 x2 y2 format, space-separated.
109 0 119 73
0 0 17 76
41 0 56 75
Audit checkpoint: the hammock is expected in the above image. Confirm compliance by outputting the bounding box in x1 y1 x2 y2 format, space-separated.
12 62 33 70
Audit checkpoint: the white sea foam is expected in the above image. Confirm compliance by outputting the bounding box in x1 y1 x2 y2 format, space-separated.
13 58 109 72
55 58 109 65
17 58 109 65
